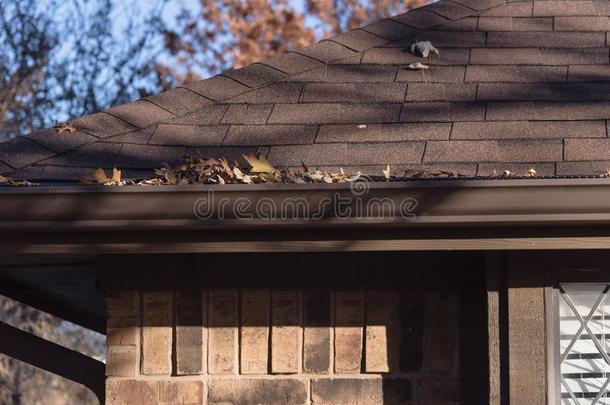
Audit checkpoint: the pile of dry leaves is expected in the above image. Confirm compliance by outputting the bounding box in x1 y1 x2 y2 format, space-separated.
0 154 547 187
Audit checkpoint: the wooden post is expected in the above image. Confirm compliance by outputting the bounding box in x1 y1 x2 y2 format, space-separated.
0 320 105 402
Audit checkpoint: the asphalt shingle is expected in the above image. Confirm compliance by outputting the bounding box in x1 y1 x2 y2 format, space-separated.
7 0 610 180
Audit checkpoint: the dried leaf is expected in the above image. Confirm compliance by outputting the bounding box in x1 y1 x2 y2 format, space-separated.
490 169 498 178
243 154 276 173
53 122 77 134
0 175 34 187
383 165 391 180
526 168 537 178
84 167 122 185
407 62 429 70
410 41 440 58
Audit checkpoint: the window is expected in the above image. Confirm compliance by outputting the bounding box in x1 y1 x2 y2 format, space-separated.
559 284 610 405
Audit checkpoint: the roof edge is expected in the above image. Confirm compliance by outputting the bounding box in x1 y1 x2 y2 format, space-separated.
3 178 610 253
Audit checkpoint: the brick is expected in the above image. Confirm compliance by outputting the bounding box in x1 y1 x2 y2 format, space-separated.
29 129 97 154
106 291 140 318
465 66 567 82
400 102 485 122
303 83 406 103
157 381 204 405
0 137 55 169
229 83 303 103
478 162 556 177
296 40 358 63
303 291 331 373
146 87 212 115
240 290 270 374
417 378 460 404
106 379 156 405
533 1 605 16
311 378 412 405
362 47 469 65
149 124 227 146
568 65 610 82
565 138 610 161
271 290 300 373
186 75 250 101
397 66 465 83
114 144 185 169
487 101 610 120
317 123 450 143
106 346 138 377
477 17 553 31
221 104 273 124
398 291 424 372
452 120 606 140
406 83 476 102
107 100 174 129
365 290 397 373
142 292 172 375
72 112 137 138
425 140 563 163
262 52 323 75
427 323 458 373
557 161 610 176
267 103 401 124
224 63 287 88
224 125 317 146
487 32 605 48
268 142 425 166
392 10 450 29
334 291 364 373
208 379 307 405
208 290 237 374
362 19 417 41
426 290 459 328
163 104 228 125
107 317 139 346
481 2 532 16
555 16 610 31
330 29 388 51
175 290 204 375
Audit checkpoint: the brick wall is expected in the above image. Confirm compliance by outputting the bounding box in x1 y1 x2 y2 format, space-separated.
105 289 460 405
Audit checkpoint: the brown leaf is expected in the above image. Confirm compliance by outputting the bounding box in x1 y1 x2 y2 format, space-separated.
53 122 77 134
383 165 391 180
243 154 276 173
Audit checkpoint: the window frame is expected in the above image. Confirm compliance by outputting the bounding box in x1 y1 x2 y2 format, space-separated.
547 270 610 405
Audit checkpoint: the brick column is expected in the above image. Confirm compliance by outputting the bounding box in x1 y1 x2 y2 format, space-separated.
105 288 461 405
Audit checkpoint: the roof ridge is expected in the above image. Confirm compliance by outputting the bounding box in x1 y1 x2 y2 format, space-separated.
0 0 510 176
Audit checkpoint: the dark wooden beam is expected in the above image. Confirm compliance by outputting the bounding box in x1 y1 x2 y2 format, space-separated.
0 281 105 333
0 321 105 403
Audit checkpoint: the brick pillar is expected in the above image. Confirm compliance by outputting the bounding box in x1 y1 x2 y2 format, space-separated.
105 288 461 405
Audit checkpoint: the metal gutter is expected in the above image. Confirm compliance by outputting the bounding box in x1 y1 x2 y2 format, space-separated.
3 178 610 252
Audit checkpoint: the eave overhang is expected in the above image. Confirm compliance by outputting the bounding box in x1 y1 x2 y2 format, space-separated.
4 178 610 253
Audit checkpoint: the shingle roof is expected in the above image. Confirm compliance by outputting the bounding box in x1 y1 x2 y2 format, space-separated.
2 0 610 181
